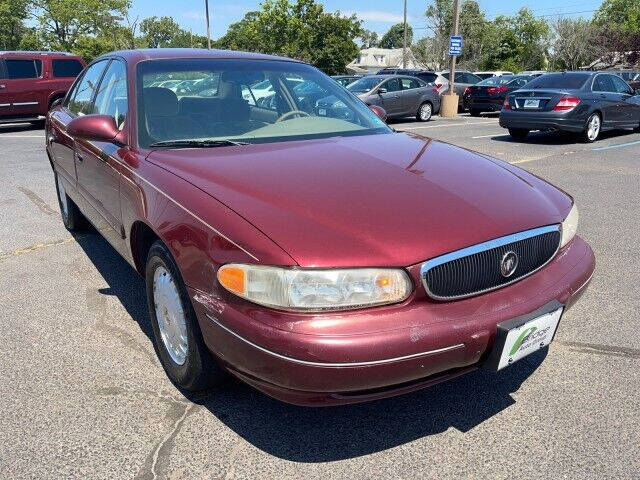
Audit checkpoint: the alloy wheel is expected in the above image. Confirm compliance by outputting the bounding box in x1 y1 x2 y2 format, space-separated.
587 114 600 141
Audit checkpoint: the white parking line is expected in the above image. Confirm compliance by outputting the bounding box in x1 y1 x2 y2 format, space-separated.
400 120 498 130
0 135 43 138
592 140 640 151
471 133 508 139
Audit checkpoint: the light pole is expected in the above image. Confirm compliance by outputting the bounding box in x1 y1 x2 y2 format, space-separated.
205 0 212 49
447 0 460 95
402 0 408 68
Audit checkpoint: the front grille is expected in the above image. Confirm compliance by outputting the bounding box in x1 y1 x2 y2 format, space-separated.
421 226 561 300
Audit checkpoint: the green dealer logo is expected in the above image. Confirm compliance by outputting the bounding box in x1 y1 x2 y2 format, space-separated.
509 326 537 356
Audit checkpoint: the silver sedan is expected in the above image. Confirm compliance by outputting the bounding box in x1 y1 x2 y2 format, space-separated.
347 75 441 121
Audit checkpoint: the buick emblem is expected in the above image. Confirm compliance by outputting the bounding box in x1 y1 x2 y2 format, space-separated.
500 251 519 277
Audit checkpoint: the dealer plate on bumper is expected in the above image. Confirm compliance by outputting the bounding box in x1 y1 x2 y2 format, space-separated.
484 301 563 371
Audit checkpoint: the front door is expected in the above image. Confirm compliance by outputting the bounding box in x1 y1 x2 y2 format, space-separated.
75 59 128 246
379 78 403 116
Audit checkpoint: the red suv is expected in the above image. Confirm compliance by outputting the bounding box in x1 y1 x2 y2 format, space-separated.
0 51 85 125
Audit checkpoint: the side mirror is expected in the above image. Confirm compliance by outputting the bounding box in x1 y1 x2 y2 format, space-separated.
377 87 387 95
49 97 64 110
67 114 123 144
369 104 388 123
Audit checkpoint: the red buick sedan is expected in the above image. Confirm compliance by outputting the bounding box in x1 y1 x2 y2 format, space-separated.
46 49 594 406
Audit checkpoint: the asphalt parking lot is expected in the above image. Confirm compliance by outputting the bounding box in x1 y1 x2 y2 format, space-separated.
1 115 639 479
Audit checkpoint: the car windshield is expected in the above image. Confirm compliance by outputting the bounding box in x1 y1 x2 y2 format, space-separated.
347 76 384 94
525 73 590 89
137 59 390 148
478 76 515 86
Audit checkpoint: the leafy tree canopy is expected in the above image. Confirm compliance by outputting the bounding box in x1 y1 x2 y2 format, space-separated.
215 0 362 75
378 23 413 49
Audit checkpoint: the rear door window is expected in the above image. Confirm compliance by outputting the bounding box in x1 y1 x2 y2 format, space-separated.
52 59 84 78
4 59 42 79
592 75 614 92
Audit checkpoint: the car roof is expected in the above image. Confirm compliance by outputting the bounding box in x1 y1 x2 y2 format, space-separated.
0 50 82 59
99 48 303 65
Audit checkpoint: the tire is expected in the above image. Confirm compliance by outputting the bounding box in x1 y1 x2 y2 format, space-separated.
145 241 224 391
581 112 601 143
54 171 85 231
470 109 481 117
508 128 529 140
417 102 433 122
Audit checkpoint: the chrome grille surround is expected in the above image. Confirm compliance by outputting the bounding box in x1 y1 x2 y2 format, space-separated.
421 225 561 301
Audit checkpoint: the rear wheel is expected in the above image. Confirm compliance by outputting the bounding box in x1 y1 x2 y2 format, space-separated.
145 241 224 391
582 113 601 142
54 172 85 231
417 102 433 122
508 128 529 140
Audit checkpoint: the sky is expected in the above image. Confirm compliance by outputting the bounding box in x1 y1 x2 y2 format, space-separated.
128 0 605 39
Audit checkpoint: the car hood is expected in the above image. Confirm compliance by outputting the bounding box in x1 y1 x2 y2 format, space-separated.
147 133 571 267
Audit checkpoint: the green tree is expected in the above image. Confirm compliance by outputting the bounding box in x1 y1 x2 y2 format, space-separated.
378 23 413 49
481 8 550 71
424 0 489 70
31 0 130 51
359 29 379 48
140 16 182 48
594 0 640 33
551 18 598 70
0 0 30 50
216 0 362 75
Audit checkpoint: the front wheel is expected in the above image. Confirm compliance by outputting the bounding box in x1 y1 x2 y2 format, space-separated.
508 128 529 140
417 102 433 122
582 113 601 143
145 241 224 391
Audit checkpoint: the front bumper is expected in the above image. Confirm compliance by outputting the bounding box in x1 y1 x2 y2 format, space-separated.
499 109 585 132
191 236 595 406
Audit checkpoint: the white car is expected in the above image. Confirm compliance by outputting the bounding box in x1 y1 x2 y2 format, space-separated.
474 71 514 79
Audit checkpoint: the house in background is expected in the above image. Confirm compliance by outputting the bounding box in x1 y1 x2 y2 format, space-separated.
347 47 424 74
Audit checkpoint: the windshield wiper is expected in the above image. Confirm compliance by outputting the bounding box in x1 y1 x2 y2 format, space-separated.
149 139 250 148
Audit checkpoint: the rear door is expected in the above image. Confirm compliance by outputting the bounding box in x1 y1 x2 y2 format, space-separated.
399 77 424 115
592 74 621 125
0 57 46 117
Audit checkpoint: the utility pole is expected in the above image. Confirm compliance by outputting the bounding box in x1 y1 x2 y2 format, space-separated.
440 0 461 117
205 0 212 49
402 0 408 68
447 0 460 95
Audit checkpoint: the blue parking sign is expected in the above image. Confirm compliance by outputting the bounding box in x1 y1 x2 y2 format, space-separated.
449 35 462 56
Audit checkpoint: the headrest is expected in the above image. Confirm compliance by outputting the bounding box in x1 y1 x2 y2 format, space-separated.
217 80 241 99
143 87 179 117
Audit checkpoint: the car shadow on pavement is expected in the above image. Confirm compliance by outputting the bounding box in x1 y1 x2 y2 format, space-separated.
0 123 44 134
493 128 634 145
73 230 548 463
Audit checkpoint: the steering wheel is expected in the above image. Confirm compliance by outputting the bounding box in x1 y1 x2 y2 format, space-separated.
276 110 311 123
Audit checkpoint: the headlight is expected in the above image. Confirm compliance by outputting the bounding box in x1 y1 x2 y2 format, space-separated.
217 264 412 311
560 203 579 248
